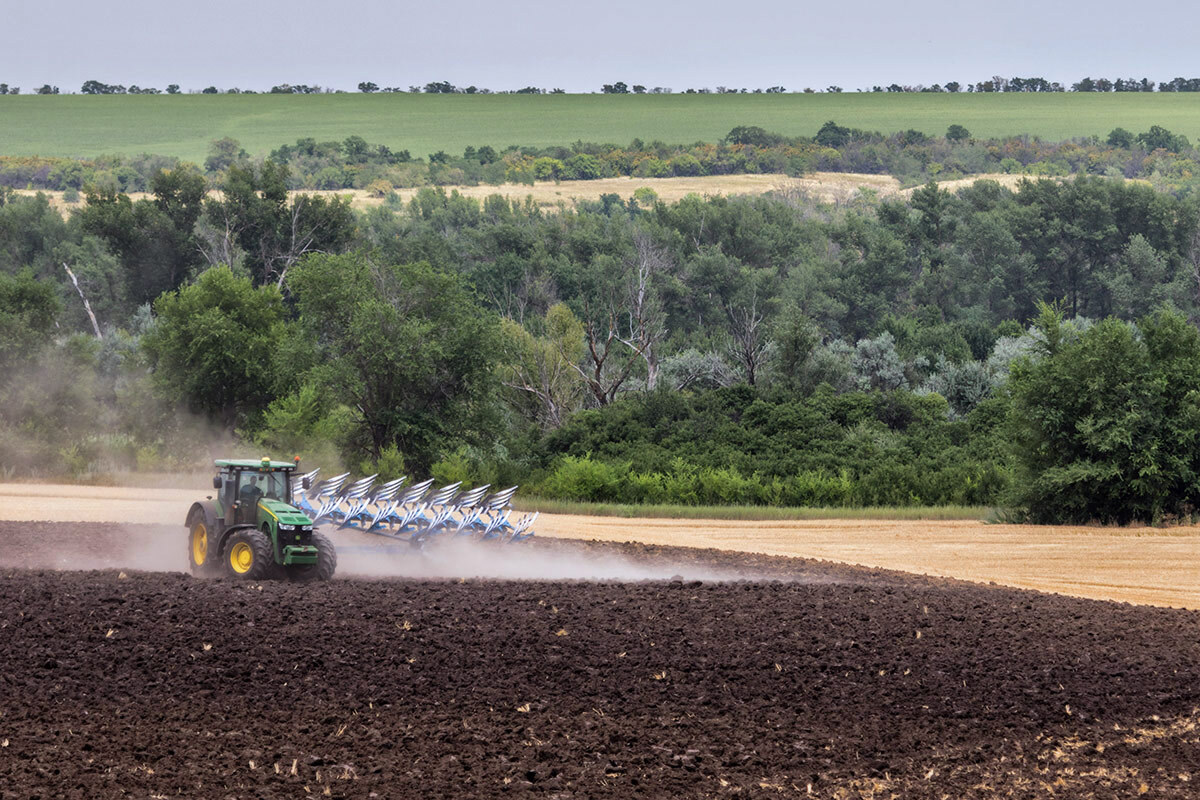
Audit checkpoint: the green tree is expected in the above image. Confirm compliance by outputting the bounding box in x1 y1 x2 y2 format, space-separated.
203 137 248 173
945 124 971 142
142 266 287 427
151 166 206 233
499 303 585 429
1106 127 1134 148
1136 125 1188 152
53 235 127 332
1098 234 1184 318
202 162 355 286
0 269 59 366
342 135 370 162
815 120 850 148
288 252 501 469
1008 304 1200 523
725 126 778 147
0 191 72 279
78 171 205 307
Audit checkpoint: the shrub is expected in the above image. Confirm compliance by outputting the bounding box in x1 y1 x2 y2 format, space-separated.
542 455 629 502
532 157 564 181
361 443 407 482
670 153 703 176
366 179 392 197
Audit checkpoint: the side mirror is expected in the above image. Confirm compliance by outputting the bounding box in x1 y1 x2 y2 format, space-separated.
212 475 221 490
302 477 311 490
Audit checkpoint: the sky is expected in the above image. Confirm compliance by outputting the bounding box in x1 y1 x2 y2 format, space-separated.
3 0 1199 93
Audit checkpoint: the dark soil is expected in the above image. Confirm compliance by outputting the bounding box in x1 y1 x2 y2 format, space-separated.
0 521 1198 798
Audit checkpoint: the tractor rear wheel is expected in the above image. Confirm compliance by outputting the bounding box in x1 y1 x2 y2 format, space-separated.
187 518 219 577
286 530 338 582
224 528 275 580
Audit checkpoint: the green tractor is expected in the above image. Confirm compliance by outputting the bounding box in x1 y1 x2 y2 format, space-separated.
184 457 337 581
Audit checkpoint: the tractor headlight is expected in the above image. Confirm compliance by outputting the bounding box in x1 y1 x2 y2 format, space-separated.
279 524 294 531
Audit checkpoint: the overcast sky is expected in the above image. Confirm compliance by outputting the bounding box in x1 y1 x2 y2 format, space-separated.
3 0 1198 93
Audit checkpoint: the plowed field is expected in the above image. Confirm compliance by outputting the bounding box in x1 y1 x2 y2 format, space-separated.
1 520 1198 799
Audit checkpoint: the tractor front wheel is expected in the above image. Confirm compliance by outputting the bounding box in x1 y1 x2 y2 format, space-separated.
286 530 338 582
188 518 219 577
224 529 275 580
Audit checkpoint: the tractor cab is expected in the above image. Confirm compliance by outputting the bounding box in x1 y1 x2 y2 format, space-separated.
215 459 297 526
185 456 335 581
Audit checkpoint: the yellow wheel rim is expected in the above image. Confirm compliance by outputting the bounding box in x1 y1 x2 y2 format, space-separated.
229 541 253 574
191 523 208 565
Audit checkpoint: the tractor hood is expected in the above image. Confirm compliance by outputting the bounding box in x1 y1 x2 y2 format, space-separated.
257 498 313 527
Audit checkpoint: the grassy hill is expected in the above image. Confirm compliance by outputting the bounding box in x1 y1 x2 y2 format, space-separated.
2 93 1200 163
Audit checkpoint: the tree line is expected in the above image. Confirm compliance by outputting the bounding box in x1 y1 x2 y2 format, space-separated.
3 76 1200 95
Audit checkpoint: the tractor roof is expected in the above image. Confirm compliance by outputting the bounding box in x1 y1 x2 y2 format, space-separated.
214 459 298 471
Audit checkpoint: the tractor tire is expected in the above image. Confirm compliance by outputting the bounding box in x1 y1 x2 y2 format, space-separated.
187 517 220 577
223 528 276 581
286 530 338 582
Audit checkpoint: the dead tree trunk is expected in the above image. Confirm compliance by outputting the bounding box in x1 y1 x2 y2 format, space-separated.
62 263 102 339
562 304 645 406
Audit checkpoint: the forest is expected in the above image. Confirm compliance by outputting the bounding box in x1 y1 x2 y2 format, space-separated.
4 134 1200 523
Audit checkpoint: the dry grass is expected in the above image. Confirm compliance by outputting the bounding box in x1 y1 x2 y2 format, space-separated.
898 172 1029 195
4 482 1199 609
514 497 988 521
375 172 903 208
17 171 1029 217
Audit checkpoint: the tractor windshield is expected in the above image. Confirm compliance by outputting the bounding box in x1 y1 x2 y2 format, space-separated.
237 471 290 504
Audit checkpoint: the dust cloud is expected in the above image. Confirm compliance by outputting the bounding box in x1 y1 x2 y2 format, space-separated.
333 535 747 582
0 523 187 573
0 520 761 582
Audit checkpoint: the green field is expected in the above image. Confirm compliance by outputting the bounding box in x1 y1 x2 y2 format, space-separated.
3 93 1200 163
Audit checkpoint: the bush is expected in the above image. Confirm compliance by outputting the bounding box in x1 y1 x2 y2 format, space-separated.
532 157 564 181
633 158 670 178
541 455 630 502
670 153 703 176
365 179 392 197
534 385 1009 508
361 443 406 482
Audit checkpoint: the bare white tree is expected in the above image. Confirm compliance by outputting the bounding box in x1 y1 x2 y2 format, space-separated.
484 266 555 326
617 231 670 390
62 262 102 339
270 197 324 288
195 205 242 269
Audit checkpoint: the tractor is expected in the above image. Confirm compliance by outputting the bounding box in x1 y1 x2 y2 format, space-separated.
184 457 337 580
